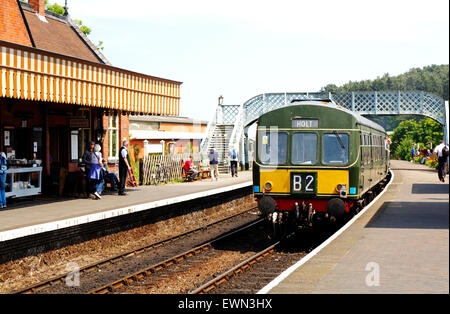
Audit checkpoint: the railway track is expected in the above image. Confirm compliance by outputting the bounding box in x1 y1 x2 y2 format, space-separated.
193 174 394 294
190 242 281 294
195 241 309 294
15 173 391 294
89 218 271 294
13 207 260 294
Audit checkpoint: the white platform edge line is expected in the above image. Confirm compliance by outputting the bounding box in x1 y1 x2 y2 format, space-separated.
0 181 253 242
257 170 395 294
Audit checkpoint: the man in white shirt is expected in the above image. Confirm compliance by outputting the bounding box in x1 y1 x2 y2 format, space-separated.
433 140 449 182
118 140 132 195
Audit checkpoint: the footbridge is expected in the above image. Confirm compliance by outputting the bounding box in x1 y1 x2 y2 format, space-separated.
200 91 448 173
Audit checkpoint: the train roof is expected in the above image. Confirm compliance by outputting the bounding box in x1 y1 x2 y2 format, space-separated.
258 100 387 134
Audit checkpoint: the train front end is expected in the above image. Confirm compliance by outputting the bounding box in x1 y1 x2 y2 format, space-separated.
253 102 360 234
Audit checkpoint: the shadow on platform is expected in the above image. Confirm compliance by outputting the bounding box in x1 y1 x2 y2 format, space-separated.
0 188 139 212
366 201 449 230
412 184 449 194
390 167 439 173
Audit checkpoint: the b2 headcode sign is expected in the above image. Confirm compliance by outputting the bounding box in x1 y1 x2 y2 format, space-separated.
292 119 318 128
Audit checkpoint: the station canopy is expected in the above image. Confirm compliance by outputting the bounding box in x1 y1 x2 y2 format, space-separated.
0 40 182 115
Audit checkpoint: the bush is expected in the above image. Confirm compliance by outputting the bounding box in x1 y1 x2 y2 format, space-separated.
425 158 438 169
394 138 415 161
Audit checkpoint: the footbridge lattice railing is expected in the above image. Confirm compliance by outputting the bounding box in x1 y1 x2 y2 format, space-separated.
201 91 447 170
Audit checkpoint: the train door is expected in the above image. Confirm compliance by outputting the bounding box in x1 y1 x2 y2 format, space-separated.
369 133 374 188
361 132 371 193
359 131 365 194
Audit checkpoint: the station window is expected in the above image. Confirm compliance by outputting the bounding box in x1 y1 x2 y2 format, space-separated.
108 114 119 160
258 130 287 165
291 133 317 165
323 133 349 165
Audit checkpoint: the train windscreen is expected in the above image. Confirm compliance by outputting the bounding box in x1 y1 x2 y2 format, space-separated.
291 133 317 165
258 130 288 165
323 133 349 165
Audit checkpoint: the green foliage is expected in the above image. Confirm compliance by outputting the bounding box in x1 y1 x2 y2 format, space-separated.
425 158 438 169
45 1 65 15
393 137 415 161
321 64 448 132
130 158 139 183
74 19 91 35
184 142 193 153
321 64 449 100
97 41 105 51
41 1 103 48
390 117 443 160
365 114 422 132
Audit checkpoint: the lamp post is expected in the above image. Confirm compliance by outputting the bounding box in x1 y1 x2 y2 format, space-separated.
217 95 224 125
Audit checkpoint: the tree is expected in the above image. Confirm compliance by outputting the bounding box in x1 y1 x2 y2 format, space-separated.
321 65 449 100
390 117 443 160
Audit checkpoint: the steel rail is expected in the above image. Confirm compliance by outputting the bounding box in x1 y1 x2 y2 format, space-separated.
14 206 258 294
91 243 213 294
89 217 265 294
190 241 280 294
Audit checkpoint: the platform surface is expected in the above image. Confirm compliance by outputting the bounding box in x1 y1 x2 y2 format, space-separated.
0 171 252 241
265 160 449 294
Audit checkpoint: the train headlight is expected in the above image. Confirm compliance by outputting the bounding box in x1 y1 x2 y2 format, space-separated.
264 181 273 192
338 184 347 198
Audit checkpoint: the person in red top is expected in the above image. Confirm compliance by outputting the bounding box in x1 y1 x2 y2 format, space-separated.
183 155 198 181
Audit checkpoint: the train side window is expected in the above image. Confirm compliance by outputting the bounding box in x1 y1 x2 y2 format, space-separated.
323 133 349 165
258 131 288 165
291 133 317 165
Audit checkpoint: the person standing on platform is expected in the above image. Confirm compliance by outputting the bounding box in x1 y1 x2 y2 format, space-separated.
229 146 239 177
0 152 8 208
209 148 219 181
91 144 105 199
82 141 96 198
434 140 449 182
118 140 131 195
410 144 416 162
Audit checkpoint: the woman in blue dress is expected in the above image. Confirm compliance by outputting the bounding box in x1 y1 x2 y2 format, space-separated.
0 152 8 208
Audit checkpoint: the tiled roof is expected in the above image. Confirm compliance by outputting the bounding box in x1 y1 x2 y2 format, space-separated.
20 3 109 64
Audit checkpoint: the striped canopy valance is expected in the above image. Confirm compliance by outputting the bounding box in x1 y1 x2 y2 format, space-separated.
0 41 181 115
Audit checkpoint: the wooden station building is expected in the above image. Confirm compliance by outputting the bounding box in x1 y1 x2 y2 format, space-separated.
0 0 182 195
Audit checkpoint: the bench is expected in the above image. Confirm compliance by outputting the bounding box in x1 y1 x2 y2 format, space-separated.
182 167 211 182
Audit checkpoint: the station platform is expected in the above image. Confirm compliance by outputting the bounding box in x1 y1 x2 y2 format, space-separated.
0 171 252 243
261 160 449 294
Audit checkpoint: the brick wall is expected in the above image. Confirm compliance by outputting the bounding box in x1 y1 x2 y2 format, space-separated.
0 0 33 46
120 112 129 149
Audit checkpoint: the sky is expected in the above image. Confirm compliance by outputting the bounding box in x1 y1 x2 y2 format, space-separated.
57 0 449 122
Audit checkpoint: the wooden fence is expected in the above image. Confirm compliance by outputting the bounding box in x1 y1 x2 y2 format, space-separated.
139 152 205 185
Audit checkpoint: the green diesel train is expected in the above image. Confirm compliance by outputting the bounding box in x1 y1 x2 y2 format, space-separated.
253 100 390 232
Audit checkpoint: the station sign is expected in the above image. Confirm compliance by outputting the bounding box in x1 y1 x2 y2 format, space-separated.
292 119 318 128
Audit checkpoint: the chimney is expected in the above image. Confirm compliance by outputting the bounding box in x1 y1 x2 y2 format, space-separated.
29 0 45 17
